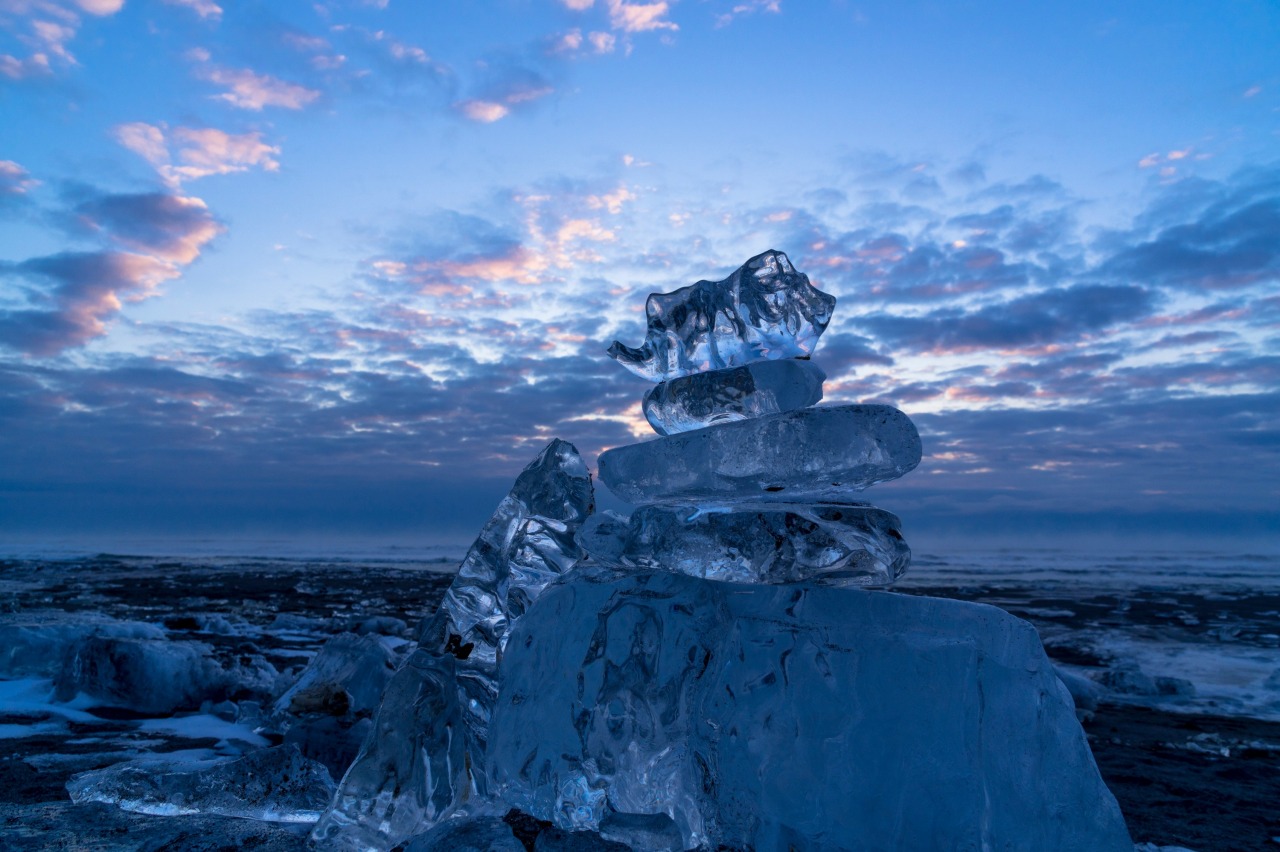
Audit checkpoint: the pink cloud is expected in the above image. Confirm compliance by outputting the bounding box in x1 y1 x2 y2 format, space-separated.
161 0 222 19
195 63 320 111
0 159 38 194
457 99 509 123
607 0 677 33
112 122 281 185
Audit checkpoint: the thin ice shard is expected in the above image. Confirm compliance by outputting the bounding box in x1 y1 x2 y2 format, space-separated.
579 502 910 586
312 439 594 851
642 358 825 436
608 250 836 382
598 404 922 506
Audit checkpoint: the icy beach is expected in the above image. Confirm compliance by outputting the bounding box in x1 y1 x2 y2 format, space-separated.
0 547 1277 850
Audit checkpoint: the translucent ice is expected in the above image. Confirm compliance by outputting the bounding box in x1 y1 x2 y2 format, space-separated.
67 744 336 823
642 358 825 436
608 250 836 382
598 403 922 505
312 439 593 851
487 566 1133 851
579 502 910 586
54 636 237 715
403 816 524 852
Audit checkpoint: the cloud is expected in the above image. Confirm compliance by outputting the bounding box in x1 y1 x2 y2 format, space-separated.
0 159 37 195
715 0 781 28
560 0 595 9
858 284 1158 355
161 0 222 19
113 122 281 186
1099 167 1280 291
453 66 554 123
0 186 222 355
0 0 123 80
0 251 181 355
73 192 222 263
607 0 677 33
193 61 321 110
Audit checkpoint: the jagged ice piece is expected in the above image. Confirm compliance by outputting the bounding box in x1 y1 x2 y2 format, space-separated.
599 403 922 505
643 358 825 436
486 566 1133 851
608 250 836 382
579 502 910 586
312 439 594 852
66 745 336 823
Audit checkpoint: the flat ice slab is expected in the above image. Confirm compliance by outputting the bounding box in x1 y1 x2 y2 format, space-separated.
488 566 1132 851
598 403 922 505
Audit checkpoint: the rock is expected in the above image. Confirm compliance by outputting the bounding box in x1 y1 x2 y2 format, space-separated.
66 744 336 823
608 250 836 382
642 358 825 436
487 567 1132 851
598 404 922 505
312 439 595 851
579 502 909 587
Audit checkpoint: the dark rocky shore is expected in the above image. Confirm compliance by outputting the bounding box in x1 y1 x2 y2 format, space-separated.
1 556 1276 851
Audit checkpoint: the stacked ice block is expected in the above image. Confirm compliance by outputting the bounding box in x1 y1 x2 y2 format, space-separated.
585 249 921 588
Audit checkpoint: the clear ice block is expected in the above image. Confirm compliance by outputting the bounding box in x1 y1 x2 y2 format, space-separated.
486 566 1133 852
642 358 825 436
579 502 909 586
67 745 336 823
598 404 922 505
312 439 593 851
608 250 836 382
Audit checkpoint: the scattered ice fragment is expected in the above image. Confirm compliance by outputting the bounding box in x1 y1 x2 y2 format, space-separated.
642 358 825 436
54 636 236 715
608 250 836 382
579 502 910 586
312 439 594 851
487 566 1132 851
403 816 524 852
598 403 922 505
67 744 336 823
0 616 164 678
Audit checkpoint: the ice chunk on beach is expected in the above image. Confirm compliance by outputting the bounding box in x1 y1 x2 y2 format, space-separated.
580 502 910 586
67 744 336 823
487 566 1132 851
642 358 825 436
313 439 593 851
599 403 922 505
608 250 836 382
0 616 164 678
54 635 235 715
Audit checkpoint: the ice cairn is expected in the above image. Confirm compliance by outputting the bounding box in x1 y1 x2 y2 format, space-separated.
316 250 1132 851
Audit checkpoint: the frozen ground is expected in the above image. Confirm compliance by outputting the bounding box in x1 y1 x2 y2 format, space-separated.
0 548 1277 851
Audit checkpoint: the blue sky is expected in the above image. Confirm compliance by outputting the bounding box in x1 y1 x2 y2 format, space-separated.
1 0 1277 546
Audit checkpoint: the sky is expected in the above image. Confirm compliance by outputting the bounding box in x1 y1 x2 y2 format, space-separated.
1 0 1277 548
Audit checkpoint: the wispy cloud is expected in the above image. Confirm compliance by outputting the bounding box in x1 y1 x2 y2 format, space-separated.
0 0 122 79
0 159 38 195
190 53 320 110
715 0 781 28
161 0 222 20
114 122 281 186
607 0 678 33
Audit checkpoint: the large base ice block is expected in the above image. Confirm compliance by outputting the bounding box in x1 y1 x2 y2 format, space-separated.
487 567 1132 852
642 358 825 436
579 502 909 586
312 439 594 851
598 403 922 505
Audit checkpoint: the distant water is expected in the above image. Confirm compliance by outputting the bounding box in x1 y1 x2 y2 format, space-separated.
2 538 1277 589
901 547 1280 590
